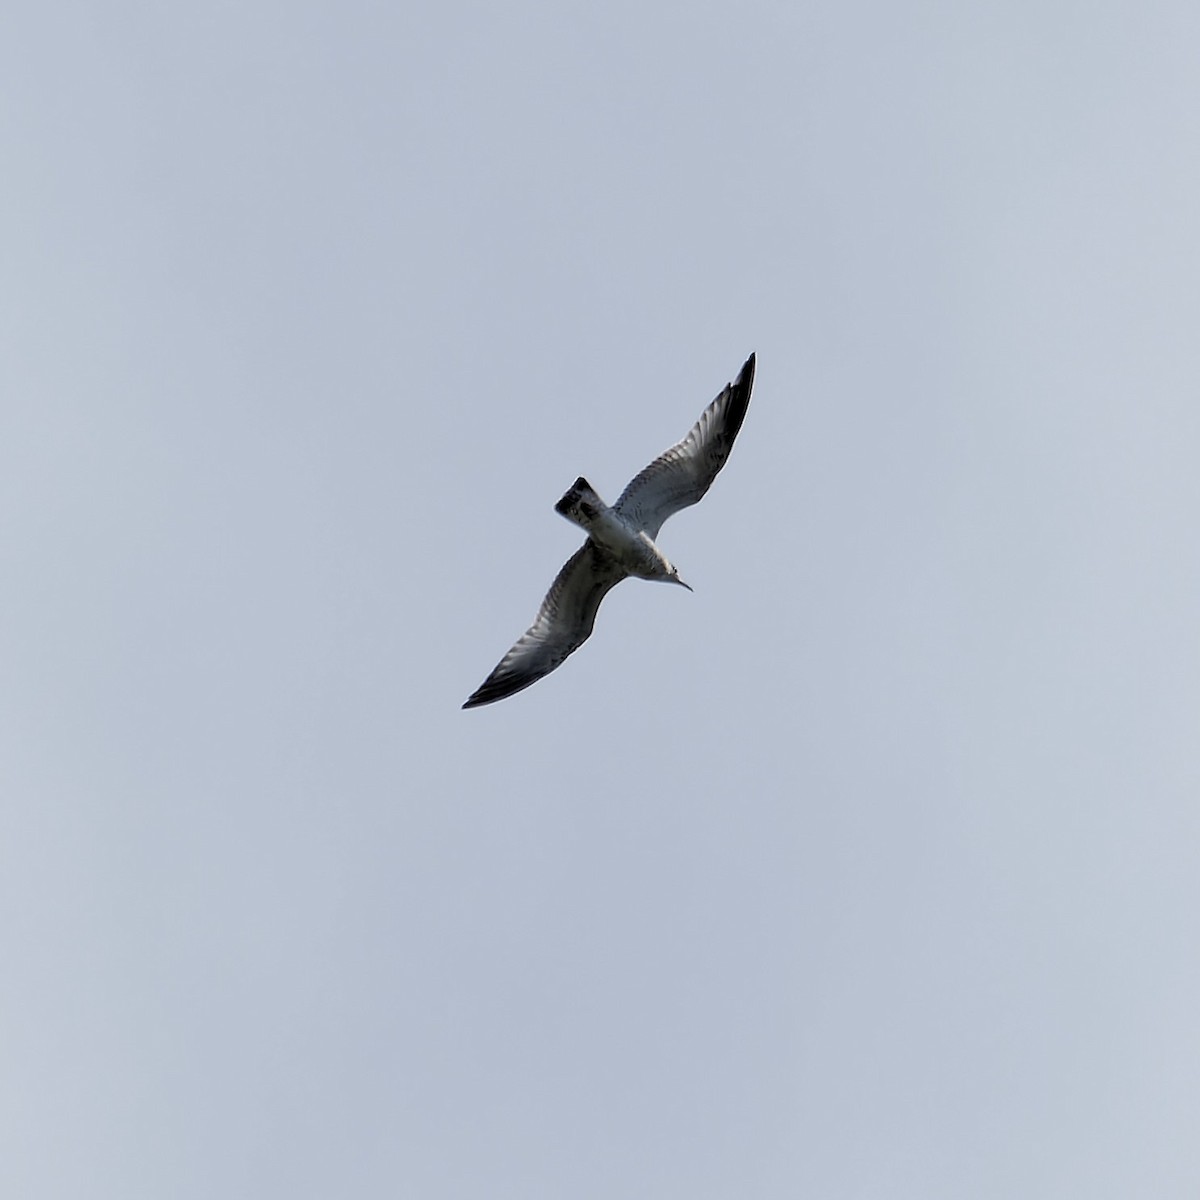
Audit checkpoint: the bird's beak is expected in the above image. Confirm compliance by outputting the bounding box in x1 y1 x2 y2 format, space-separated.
674 575 693 592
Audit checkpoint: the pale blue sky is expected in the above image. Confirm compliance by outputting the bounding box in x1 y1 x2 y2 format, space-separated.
3 2 1199 1196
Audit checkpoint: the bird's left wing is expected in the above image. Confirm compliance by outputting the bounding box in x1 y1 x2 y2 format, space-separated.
614 353 755 539
462 541 628 708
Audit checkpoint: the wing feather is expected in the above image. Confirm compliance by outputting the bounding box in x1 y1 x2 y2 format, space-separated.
614 352 755 538
462 541 628 708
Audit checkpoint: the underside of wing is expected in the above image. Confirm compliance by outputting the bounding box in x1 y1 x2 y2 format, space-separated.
614 352 755 538
462 541 628 708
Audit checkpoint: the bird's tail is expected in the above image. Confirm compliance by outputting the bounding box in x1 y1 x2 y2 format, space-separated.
554 476 607 531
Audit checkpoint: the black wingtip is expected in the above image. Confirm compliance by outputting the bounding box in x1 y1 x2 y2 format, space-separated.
716 352 755 446
462 677 531 709
739 352 756 389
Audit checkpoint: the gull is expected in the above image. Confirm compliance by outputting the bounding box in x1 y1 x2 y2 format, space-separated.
463 352 756 709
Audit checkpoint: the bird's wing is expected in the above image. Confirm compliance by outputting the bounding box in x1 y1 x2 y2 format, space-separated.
462 541 628 708
613 352 755 539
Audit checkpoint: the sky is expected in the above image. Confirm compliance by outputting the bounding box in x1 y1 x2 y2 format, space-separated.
3 1 1199 1196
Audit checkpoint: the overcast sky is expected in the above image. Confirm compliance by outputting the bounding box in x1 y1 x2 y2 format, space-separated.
3 1 1199 1197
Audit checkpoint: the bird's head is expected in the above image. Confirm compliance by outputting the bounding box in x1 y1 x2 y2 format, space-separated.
670 567 693 592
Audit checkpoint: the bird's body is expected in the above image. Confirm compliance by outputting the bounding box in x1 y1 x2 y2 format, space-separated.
463 353 756 709
553 477 690 587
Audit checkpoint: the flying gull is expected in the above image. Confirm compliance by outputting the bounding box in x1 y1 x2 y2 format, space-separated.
463 352 756 709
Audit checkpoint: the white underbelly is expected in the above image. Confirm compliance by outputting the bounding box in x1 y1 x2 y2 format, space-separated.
589 512 666 578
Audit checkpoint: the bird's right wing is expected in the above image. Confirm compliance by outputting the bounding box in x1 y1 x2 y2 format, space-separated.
614 353 755 539
462 541 628 708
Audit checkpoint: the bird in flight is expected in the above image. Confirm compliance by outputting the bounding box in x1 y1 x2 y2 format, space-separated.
463 353 756 709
